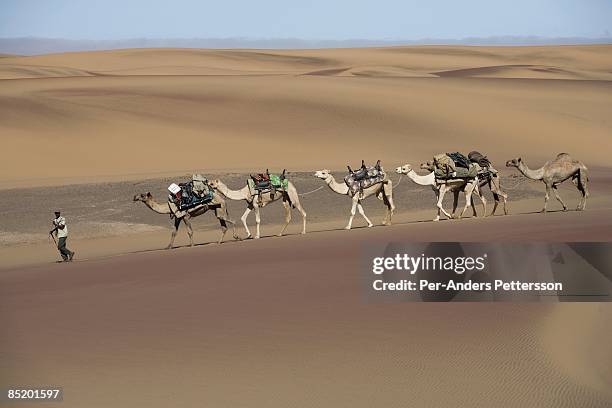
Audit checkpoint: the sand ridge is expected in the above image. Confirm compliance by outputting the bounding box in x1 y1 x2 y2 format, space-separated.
2 45 612 79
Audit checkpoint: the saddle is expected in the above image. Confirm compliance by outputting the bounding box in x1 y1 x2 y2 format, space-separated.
347 160 382 181
251 171 271 190
249 169 287 204
345 160 386 197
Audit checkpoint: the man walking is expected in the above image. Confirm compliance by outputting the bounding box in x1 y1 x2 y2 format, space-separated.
50 210 75 262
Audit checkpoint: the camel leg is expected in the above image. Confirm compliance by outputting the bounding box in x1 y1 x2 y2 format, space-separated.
387 195 395 225
213 209 229 244
297 203 307 235
216 202 238 240
500 189 509 215
459 184 474 219
357 202 373 228
451 190 459 218
474 187 486 217
288 190 307 234
167 217 181 249
278 200 292 237
497 190 508 215
183 217 194 247
436 185 453 220
346 197 359 229
490 177 508 215
254 205 262 239
240 207 253 239
573 177 584 211
380 189 390 225
552 185 568 211
491 192 499 216
488 180 496 216
576 169 589 211
542 184 551 213
578 185 588 211
432 188 441 222
382 182 395 225
581 168 589 210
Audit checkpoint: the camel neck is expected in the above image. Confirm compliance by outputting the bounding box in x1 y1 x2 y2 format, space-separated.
518 162 544 180
144 198 171 214
325 175 349 195
216 181 250 200
406 169 435 186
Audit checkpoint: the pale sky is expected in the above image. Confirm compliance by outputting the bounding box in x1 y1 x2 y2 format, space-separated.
1 0 611 40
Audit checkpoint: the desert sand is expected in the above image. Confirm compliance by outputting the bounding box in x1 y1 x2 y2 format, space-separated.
1 45 612 407
2 214 612 407
1 45 612 188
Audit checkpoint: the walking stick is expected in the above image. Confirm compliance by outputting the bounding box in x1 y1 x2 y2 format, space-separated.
49 232 57 245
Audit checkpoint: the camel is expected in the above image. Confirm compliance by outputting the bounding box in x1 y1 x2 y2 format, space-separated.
133 192 237 249
313 169 395 229
207 179 307 239
506 153 589 212
395 164 485 221
421 160 508 216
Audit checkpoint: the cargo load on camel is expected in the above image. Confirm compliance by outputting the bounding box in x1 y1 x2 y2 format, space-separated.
247 169 289 204
432 153 480 180
468 151 492 169
344 160 386 197
167 174 214 215
468 150 497 180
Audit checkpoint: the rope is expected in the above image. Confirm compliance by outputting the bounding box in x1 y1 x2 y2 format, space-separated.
502 177 529 191
394 174 403 188
298 186 324 196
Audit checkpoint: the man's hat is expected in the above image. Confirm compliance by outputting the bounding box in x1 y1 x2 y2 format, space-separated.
54 210 61 214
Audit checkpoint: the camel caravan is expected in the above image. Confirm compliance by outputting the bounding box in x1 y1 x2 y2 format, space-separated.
134 152 589 248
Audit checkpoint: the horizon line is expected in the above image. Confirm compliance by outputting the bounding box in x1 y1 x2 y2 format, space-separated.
2 35 611 56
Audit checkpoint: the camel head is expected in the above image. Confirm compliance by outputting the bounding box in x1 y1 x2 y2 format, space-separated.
420 161 435 171
133 192 153 202
314 169 332 180
395 164 413 174
506 157 522 168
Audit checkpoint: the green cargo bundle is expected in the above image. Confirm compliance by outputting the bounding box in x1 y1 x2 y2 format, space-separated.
269 174 289 189
248 174 288 191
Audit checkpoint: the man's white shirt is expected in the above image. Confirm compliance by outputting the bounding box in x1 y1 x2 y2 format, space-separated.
53 216 68 238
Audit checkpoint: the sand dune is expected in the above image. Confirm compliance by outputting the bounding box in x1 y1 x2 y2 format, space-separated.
1 45 612 188
0 64 95 79
433 64 590 79
2 46 612 79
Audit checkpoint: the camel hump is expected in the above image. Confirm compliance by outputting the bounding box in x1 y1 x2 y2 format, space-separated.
556 153 572 160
